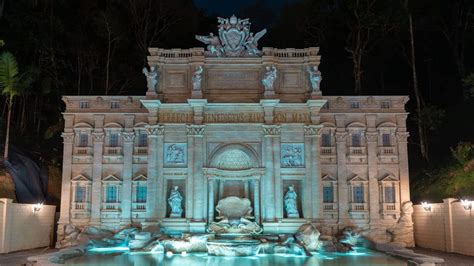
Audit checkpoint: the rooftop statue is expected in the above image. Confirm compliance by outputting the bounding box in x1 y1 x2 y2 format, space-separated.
142 65 159 93
196 15 267 57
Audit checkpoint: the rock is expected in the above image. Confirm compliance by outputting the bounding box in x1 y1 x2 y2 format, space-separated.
84 226 111 236
295 223 320 251
134 232 152 240
49 246 86 264
114 227 139 240
259 242 276 254
143 241 165 253
338 227 360 246
388 201 415 247
207 240 261 256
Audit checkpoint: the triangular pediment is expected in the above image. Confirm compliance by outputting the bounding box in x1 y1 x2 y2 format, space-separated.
379 174 398 182
132 174 147 181
348 175 367 182
102 174 121 182
71 174 91 182
322 174 337 181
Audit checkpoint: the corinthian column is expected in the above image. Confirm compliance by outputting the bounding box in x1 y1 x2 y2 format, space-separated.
304 125 322 219
121 132 135 225
145 125 164 221
187 124 206 221
262 125 280 221
335 132 349 224
366 132 380 222
58 132 74 225
90 132 105 225
396 132 410 204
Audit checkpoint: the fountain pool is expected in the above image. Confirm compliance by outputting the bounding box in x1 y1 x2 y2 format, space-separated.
65 247 406 266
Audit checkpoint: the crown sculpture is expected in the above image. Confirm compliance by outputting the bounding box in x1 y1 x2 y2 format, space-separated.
196 15 267 57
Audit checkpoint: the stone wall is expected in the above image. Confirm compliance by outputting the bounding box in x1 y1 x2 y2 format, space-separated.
413 198 474 256
0 198 56 253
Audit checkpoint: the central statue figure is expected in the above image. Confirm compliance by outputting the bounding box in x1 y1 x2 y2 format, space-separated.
208 196 262 234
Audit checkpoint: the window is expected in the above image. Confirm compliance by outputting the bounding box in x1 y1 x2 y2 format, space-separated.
79 101 90 109
138 133 147 147
109 133 119 147
350 101 360 109
323 186 334 203
381 101 390 109
384 186 395 203
79 134 88 147
352 133 361 147
75 186 86 202
353 186 364 203
382 133 391 147
106 186 117 203
136 186 147 203
321 133 331 147
110 101 120 109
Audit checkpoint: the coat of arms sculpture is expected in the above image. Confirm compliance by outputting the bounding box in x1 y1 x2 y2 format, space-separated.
196 15 267 57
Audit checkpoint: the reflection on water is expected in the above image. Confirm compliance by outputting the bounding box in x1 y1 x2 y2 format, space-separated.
66 247 406 266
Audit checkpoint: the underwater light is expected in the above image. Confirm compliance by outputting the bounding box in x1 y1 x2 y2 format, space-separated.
88 246 129 253
166 251 173 257
181 251 188 256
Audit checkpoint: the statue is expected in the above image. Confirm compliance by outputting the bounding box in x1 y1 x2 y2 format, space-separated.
284 185 299 218
192 66 203 91
168 186 183 218
142 65 159 92
307 65 322 92
196 15 267 57
262 65 277 91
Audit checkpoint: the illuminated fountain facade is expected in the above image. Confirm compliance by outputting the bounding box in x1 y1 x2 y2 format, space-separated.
57 16 412 247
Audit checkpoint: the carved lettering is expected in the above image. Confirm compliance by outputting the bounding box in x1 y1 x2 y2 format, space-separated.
158 112 194 123
203 112 264 123
274 112 311 123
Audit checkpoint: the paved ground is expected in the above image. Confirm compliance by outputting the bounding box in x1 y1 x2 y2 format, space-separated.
0 247 57 266
412 247 474 266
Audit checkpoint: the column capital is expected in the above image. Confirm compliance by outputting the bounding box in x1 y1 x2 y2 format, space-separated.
396 132 410 143
304 125 322 136
122 132 136 143
92 132 105 143
335 132 348 142
186 124 205 136
61 132 75 143
262 125 281 136
145 125 164 136
365 132 379 142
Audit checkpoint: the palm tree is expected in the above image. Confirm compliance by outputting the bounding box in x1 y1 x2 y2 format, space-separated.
0 52 32 161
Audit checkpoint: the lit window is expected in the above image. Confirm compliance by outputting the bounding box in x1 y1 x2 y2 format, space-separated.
353 186 364 203
323 186 334 203
322 133 331 147
352 133 361 147
106 186 117 203
136 186 147 203
79 101 90 109
382 133 391 147
381 101 390 109
384 186 395 203
75 186 86 203
138 133 148 147
109 133 119 147
110 101 120 109
350 101 360 109
79 134 88 147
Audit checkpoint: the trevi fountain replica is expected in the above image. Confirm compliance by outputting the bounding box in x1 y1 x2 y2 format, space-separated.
29 15 443 265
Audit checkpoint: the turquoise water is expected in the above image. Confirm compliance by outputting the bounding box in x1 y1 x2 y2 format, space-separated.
66 247 406 266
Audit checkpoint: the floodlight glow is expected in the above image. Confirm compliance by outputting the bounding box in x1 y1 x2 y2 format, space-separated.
461 199 472 211
33 203 43 213
421 201 432 212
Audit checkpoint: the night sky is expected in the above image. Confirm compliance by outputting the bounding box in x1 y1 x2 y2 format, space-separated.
194 0 298 16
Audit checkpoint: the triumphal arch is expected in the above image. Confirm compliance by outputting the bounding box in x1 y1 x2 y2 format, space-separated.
58 16 410 236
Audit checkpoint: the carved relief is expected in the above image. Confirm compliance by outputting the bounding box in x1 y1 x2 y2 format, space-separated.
92 132 105 143
121 132 135 142
164 143 187 165
396 132 409 143
145 125 165 136
335 132 348 142
61 132 75 143
304 125 321 136
281 143 304 168
186 125 205 136
262 125 281 136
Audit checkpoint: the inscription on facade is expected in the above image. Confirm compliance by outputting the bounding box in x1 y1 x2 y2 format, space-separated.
274 111 311 123
158 112 193 123
203 112 264 123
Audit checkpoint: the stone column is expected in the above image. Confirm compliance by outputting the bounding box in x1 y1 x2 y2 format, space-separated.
366 132 380 222
262 125 280 221
208 179 215 223
396 132 410 204
90 132 105 225
58 132 74 225
305 125 322 220
335 131 349 224
121 132 135 225
188 125 206 221
145 125 164 221
253 179 261 224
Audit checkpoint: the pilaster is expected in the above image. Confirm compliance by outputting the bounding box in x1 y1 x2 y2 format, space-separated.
262 125 280 221
187 125 206 221
58 132 74 225
90 132 104 225
145 125 164 221
366 131 380 222
121 131 135 225
304 125 323 220
396 132 410 204
335 131 349 224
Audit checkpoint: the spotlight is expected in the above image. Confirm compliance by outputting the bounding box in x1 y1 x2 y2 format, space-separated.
33 203 43 213
421 201 431 212
460 199 472 211
166 251 173 257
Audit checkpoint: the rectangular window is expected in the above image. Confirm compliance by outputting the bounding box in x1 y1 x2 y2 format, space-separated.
75 186 85 202
136 186 147 203
384 186 396 203
382 133 391 147
323 186 334 203
106 186 117 203
321 133 331 147
381 101 390 109
109 133 119 147
79 101 90 109
138 133 148 147
352 133 361 147
110 101 120 109
79 134 88 147
353 186 364 203
350 101 360 109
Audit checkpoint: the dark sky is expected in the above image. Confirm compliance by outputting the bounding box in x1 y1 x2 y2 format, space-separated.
193 0 299 17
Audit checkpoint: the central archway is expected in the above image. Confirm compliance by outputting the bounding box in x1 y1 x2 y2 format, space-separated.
208 143 259 170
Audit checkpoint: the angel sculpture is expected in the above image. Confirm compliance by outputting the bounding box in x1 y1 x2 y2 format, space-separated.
307 65 322 92
245 29 267 56
142 65 159 92
195 32 223 56
192 66 203 91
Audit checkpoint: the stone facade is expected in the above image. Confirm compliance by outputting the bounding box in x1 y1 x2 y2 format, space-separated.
58 17 411 243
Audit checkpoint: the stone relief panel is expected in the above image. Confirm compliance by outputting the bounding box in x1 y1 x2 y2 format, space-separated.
281 143 304 168
164 143 187 166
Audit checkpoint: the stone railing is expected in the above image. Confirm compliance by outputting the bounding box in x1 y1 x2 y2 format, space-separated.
149 48 204 58
104 147 122 156
378 147 396 155
102 202 120 211
350 203 368 211
262 47 319 58
72 202 90 211
134 147 148 155
132 203 146 211
321 147 336 155
349 147 366 155
323 203 337 211
74 147 92 156
381 203 398 212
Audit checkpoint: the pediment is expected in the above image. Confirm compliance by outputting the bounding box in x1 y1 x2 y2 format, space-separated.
132 174 147 182
102 174 121 182
322 174 337 181
379 174 398 182
71 174 91 182
348 175 367 182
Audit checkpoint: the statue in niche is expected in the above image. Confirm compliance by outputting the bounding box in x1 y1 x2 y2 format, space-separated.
195 32 223 57
281 144 304 167
142 65 159 92
262 65 277 91
165 144 185 164
192 66 203 91
307 65 322 92
168 186 183 218
284 185 300 218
